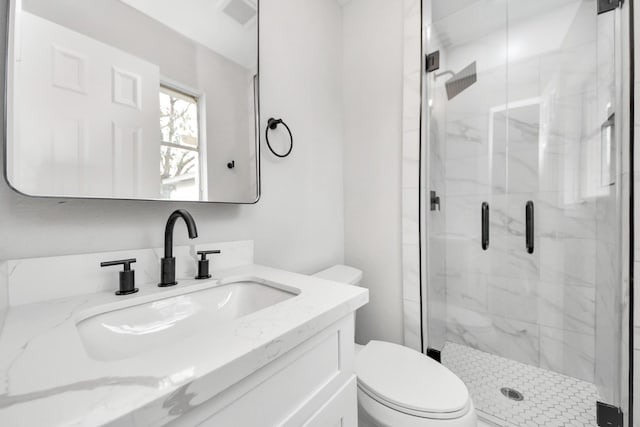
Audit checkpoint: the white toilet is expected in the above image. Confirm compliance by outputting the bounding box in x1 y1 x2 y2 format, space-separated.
314 265 477 427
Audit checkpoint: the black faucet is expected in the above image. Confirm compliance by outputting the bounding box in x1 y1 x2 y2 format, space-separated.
159 209 198 287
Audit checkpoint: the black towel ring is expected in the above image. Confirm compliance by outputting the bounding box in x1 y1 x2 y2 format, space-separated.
265 118 293 158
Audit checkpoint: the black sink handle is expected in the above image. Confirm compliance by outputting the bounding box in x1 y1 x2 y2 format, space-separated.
195 250 222 280
100 258 138 296
197 250 222 260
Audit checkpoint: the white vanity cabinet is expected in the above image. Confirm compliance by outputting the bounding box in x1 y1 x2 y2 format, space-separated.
166 314 357 427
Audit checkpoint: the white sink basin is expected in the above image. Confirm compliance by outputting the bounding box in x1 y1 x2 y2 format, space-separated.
76 278 298 361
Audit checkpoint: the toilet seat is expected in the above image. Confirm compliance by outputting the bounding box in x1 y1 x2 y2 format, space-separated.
357 387 477 427
355 341 471 420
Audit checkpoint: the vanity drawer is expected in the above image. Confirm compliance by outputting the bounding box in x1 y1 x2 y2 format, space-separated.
169 314 355 427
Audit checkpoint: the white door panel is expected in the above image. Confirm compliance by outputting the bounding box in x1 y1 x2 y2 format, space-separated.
13 11 160 198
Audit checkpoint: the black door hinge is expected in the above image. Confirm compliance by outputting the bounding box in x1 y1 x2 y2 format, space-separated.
426 348 441 363
430 190 441 211
597 401 623 427
426 51 440 73
598 0 622 14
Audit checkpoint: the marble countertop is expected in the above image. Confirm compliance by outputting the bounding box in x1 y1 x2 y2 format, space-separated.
0 265 368 427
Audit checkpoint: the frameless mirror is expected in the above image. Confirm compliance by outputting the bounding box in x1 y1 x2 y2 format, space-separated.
6 0 260 203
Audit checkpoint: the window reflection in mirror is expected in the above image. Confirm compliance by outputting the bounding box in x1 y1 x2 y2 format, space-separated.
159 86 203 201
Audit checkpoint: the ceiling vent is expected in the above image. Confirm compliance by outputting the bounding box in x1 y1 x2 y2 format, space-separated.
221 0 257 27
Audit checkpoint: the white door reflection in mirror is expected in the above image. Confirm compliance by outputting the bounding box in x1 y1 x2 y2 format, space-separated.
12 12 160 199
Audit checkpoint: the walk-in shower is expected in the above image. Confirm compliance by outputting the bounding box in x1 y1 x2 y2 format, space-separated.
421 0 632 426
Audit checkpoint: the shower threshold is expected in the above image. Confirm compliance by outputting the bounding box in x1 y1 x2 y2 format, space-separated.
441 342 600 427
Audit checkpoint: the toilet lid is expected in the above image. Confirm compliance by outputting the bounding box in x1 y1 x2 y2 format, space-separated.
355 341 470 418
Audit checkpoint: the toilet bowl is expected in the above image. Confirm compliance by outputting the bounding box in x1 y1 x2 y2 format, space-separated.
313 265 477 427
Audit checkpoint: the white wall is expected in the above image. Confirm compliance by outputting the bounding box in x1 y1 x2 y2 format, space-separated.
343 0 405 345
0 0 344 274
0 0 410 349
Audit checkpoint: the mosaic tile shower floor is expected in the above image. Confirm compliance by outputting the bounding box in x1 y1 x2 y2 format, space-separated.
442 342 600 427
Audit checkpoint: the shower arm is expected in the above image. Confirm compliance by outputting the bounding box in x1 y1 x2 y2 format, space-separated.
434 70 455 80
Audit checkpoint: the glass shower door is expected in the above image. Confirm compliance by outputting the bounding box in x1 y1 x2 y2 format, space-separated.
424 0 625 425
424 0 509 356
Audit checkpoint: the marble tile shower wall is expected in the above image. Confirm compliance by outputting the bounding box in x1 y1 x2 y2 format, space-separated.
593 9 623 406
425 5 448 352
0 240 253 306
435 2 610 384
634 3 640 425
401 0 423 351
0 263 6 332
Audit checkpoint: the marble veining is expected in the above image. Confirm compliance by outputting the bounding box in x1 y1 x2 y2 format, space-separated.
5 240 254 306
0 376 165 409
0 264 368 426
0 262 8 336
419 0 627 392
407 1 631 414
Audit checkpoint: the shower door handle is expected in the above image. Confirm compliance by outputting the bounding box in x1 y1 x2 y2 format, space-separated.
600 113 615 186
481 202 489 250
526 201 534 254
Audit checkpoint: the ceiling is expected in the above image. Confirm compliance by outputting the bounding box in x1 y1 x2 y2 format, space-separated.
119 0 257 69
430 0 586 50
431 0 477 22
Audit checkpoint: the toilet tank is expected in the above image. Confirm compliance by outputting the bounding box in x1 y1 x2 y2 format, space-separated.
313 265 363 285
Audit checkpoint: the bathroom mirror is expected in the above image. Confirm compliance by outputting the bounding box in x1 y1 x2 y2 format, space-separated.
5 0 260 203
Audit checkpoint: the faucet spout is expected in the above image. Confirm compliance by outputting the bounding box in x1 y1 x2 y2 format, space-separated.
159 209 198 287
164 209 198 258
